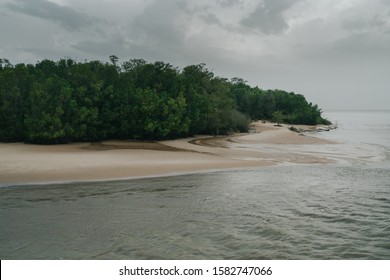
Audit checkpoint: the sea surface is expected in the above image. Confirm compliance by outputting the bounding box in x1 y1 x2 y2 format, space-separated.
0 111 389 259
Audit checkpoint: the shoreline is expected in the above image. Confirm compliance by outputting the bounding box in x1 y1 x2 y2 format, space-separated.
0 166 271 188
0 122 337 186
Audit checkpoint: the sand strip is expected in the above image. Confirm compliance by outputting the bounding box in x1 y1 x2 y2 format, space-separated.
0 122 337 186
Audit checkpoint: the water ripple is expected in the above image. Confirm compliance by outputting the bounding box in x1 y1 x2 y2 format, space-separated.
1 165 389 259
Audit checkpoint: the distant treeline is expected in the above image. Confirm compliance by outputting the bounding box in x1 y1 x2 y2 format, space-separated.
0 57 330 144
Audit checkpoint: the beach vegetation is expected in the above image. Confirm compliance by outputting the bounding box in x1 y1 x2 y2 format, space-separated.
0 57 331 144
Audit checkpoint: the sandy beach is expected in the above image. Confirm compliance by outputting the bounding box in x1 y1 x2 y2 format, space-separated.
0 122 336 186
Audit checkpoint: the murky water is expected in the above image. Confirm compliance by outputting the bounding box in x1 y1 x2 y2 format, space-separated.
1 111 389 259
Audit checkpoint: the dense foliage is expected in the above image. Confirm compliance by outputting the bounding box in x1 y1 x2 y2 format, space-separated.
0 57 330 144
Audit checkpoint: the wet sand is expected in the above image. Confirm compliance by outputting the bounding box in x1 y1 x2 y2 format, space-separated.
0 122 336 185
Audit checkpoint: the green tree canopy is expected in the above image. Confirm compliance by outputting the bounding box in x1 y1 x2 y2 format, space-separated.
0 57 331 144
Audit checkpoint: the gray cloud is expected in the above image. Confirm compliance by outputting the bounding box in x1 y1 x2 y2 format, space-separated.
70 35 161 63
291 16 390 63
199 12 223 26
71 0 190 64
217 0 241 7
240 0 299 34
342 14 388 33
331 32 390 62
19 46 77 61
1 0 389 109
115 0 204 65
130 0 186 46
5 0 100 31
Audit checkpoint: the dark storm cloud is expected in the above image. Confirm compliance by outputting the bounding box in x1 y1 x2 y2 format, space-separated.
240 0 299 34
5 0 100 31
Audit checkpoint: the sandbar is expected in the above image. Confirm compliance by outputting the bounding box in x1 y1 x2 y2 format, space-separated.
0 122 337 186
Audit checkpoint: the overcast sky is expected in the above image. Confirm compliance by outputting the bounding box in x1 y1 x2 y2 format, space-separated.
1 0 389 110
